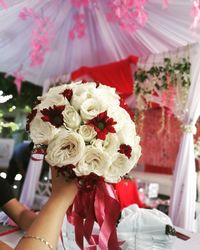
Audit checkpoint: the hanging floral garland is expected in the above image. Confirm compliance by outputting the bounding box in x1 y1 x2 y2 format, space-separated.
134 57 191 132
134 57 191 114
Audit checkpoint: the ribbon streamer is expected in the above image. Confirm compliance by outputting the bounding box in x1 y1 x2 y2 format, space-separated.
67 179 121 250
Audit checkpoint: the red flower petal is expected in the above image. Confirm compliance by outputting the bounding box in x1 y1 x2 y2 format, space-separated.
41 105 65 128
61 89 73 102
118 144 132 159
87 111 116 140
26 109 37 131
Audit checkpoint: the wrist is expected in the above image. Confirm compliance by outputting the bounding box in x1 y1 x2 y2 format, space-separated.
49 194 74 210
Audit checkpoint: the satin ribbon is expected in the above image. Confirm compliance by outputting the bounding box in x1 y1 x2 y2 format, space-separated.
31 147 46 161
67 179 121 250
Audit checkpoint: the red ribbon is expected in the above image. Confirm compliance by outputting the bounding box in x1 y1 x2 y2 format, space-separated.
31 147 46 161
67 180 120 250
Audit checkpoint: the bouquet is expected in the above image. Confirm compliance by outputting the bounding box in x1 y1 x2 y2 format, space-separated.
27 81 141 249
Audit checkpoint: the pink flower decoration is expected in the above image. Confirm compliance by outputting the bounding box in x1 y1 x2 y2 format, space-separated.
191 0 200 29
71 0 89 8
13 67 24 94
0 0 7 9
163 0 169 9
19 8 53 67
69 13 86 40
106 0 148 33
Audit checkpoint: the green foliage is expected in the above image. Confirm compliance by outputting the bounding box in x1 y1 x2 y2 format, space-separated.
134 57 191 96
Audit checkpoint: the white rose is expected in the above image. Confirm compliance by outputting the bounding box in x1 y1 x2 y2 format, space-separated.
37 93 47 102
118 122 139 147
37 84 69 105
29 114 58 144
78 125 97 142
74 146 110 176
103 133 120 153
80 98 106 121
105 153 132 183
71 83 96 110
63 105 81 129
39 94 68 109
48 84 68 95
90 139 103 149
107 107 131 132
95 85 120 106
45 129 85 167
92 134 119 154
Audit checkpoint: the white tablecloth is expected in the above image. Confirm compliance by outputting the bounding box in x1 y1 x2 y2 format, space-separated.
1 227 200 250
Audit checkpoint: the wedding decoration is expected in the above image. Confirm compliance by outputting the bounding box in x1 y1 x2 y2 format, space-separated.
27 81 141 249
192 0 200 29
19 8 52 67
134 57 191 132
69 0 148 39
0 0 6 9
181 123 197 135
12 66 24 94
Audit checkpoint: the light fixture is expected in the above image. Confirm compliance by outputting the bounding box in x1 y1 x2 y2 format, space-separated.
14 174 22 181
0 90 13 103
0 172 7 179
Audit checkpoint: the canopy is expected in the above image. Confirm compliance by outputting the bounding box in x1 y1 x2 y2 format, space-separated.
0 0 199 86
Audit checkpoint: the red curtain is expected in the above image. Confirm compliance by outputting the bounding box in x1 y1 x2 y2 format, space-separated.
71 55 138 98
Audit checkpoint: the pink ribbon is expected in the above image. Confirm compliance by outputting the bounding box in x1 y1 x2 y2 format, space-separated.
67 179 120 250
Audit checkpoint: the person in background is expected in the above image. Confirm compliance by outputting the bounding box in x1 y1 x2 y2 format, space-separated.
6 142 34 193
0 177 36 231
0 167 78 250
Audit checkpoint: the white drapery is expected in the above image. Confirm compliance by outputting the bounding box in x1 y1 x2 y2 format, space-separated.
169 45 200 231
20 156 43 207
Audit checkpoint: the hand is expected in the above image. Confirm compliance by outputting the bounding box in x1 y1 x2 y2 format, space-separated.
50 167 78 206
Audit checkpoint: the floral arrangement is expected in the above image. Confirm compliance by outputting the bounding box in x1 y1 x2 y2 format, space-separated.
27 81 141 183
27 81 141 249
135 57 190 97
134 57 191 133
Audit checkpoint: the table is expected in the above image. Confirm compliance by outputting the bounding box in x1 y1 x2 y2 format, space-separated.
1 225 200 250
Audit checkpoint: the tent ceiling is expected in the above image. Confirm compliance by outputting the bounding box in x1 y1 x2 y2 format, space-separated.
0 0 199 86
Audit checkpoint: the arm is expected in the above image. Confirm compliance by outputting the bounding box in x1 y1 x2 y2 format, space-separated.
2 199 36 231
15 167 78 250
